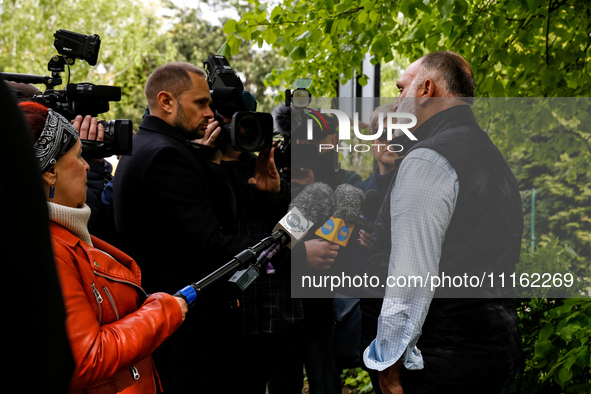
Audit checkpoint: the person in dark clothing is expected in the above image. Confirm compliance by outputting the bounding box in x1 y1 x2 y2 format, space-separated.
193 97 298 394
269 109 362 394
2 77 75 394
112 62 281 393
363 51 523 394
315 103 400 392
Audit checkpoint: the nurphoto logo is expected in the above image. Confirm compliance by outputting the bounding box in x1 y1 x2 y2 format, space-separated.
306 109 418 153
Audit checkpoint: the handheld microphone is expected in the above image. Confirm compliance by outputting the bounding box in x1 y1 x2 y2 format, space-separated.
174 182 337 306
354 189 381 233
227 182 337 297
315 184 365 247
274 181 336 248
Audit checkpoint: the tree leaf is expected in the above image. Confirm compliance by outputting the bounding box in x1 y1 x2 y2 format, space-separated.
290 46 306 60
223 19 237 34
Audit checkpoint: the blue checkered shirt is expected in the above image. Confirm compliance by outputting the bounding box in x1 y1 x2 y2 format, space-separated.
363 147 459 371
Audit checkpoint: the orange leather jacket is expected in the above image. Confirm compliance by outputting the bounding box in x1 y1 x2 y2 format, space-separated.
49 222 183 393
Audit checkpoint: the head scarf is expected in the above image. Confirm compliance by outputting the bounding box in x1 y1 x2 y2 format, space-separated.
33 109 79 173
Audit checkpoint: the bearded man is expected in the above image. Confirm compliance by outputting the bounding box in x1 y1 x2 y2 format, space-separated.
113 62 280 393
363 51 523 394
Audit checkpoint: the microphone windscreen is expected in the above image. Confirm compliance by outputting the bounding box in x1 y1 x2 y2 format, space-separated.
289 182 336 225
362 189 382 222
334 184 365 223
273 104 291 137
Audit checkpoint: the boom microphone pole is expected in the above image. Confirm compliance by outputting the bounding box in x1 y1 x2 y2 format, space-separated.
174 182 337 307
175 231 288 306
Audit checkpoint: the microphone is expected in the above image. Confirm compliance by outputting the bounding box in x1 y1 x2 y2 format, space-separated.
315 184 365 247
174 182 337 306
272 104 292 139
362 189 381 222
353 189 381 233
227 182 337 297
274 181 336 248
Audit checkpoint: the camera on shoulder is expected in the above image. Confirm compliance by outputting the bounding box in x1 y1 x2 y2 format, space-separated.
1 29 133 159
203 54 274 153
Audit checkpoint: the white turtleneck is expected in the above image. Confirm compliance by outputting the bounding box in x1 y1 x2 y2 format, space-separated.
47 202 93 246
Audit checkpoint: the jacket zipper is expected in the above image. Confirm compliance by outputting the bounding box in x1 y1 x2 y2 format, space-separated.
91 284 103 324
93 272 145 382
102 287 120 321
130 366 140 380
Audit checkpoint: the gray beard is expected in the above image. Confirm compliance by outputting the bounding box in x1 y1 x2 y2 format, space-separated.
395 97 417 137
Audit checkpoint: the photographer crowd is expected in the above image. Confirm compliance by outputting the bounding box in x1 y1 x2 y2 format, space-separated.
5 48 523 394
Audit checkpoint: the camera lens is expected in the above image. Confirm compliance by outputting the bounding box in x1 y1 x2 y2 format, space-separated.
230 112 274 152
236 115 263 150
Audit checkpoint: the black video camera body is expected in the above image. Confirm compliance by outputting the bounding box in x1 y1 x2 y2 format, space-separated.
1 29 133 159
33 82 132 159
204 55 274 152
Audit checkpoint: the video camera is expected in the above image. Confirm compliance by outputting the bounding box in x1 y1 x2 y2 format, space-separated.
273 78 316 172
1 29 132 159
203 54 273 152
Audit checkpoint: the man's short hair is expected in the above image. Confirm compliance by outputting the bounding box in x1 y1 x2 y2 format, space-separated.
419 51 475 102
145 62 206 106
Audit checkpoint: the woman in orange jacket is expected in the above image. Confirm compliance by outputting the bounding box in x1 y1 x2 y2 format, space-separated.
20 101 188 393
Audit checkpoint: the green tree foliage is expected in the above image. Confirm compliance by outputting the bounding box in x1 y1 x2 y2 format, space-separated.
472 98 590 278
516 298 591 392
0 0 290 127
222 0 591 97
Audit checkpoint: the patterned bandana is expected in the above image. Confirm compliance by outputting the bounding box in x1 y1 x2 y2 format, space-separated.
33 109 79 173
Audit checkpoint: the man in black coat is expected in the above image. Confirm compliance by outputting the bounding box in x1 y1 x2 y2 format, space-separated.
112 62 281 393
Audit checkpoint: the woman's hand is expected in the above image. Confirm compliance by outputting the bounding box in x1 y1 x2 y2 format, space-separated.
357 229 373 248
74 115 104 141
73 115 105 162
173 297 189 322
305 239 340 269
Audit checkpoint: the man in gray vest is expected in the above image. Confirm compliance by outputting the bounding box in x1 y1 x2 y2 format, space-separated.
363 51 523 393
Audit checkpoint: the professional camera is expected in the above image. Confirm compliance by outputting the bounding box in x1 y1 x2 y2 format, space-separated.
203 54 273 152
273 79 317 172
1 29 132 159
279 79 337 176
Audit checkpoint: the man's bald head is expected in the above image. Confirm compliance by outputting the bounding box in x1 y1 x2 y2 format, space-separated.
393 51 476 130
414 51 475 103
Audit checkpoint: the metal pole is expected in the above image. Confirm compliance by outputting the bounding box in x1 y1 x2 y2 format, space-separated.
531 188 536 252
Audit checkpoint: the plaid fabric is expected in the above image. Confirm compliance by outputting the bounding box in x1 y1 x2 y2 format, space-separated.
364 148 459 371
220 154 303 335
